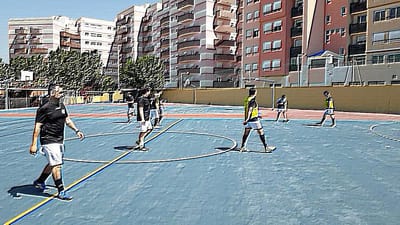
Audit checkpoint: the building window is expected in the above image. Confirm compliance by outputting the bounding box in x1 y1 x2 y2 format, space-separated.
374 10 386 22
272 59 281 69
294 39 302 47
356 35 366 44
246 47 252 55
388 54 400 63
253 45 259 54
272 0 282 12
252 63 258 71
245 64 251 71
263 3 272 15
273 20 282 31
247 0 252 5
357 15 366 24
326 0 331 3
263 41 271 51
341 7 346 16
246 13 252 22
272 40 282 50
373 32 385 43
372 55 384 64
263 22 272 33
339 47 345 55
262 60 271 70
340 28 346 37
325 31 330 43
253 28 259 37
254 10 260 19
388 30 400 43
389 7 400 19
246 29 252 38
326 15 331 24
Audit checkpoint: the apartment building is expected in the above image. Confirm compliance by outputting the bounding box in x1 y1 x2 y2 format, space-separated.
8 16 75 58
132 0 241 88
105 5 149 78
8 16 115 73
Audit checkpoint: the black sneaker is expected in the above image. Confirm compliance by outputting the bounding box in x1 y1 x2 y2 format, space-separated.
33 180 46 192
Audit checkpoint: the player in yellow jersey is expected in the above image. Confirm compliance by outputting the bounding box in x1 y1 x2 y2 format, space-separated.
316 90 336 127
239 88 276 153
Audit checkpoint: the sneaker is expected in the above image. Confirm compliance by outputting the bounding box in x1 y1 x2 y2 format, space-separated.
33 180 46 192
265 146 276 153
330 124 336 128
154 125 161 129
57 191 73 201
239 147 247 152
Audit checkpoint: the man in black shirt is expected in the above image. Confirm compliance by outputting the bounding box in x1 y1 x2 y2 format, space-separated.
135 87 152 150
29 84 84 201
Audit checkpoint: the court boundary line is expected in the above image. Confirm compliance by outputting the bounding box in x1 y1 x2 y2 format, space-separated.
4 119 182 225
63 130 237 164
369 122 400 142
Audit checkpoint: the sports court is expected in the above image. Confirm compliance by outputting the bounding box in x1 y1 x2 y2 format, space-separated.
1 103 399 225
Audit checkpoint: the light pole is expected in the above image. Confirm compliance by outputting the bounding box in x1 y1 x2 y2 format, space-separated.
297 54 302 87
180 72 189 90
117 45 121 90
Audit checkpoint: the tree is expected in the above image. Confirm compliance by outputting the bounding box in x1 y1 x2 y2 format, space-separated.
120 55 165 89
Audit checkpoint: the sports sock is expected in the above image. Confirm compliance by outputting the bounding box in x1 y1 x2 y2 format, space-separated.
55 179 64 193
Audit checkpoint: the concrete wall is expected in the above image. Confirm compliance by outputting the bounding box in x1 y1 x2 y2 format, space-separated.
162 86 400 114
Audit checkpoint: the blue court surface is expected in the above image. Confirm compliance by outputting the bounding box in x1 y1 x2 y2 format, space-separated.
1 104 399 225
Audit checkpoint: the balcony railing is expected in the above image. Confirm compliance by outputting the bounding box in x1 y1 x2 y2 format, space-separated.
177 40 200 50
290 27 302 37
349 23 366 34
178 67 200 74
160 27 169 36
290 46 302 57
214 54 235 61
350 2 366 13
160 39 170 47
214 67 235 74
178 53 200 62
160 16 169 25
348 44 366 55
177 0 194 10
30 48 48 54
178 13 194 23
178 26 200 36
215 40 235 47
291 6 303 17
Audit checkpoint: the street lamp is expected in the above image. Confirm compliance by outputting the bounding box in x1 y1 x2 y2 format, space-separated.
180 72 189 90
117 45 121 90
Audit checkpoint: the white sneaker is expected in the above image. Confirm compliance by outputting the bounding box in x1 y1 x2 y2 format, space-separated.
265 146 276 153
239 147 247 152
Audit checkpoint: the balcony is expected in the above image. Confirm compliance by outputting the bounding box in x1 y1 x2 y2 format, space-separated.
291 6 303 17
178 39 200 50
214 54 235 61
177 0 194 10
160 39 170 47
350 2 366 13
289 64 301 71
60 41 80 49
178 53 200 62
161 27 169 36
349 23 366 34
215 40 235 47
30 28 41 35
348 44 366 55
30 48 48 54
160 49 169 58
178 13 194 23
178 67 200 74
144 46 154 52
290 46 302 57
178 26 200 36
291 27 302 37
216 0 236 6
214 67 235 74
160 16 169 25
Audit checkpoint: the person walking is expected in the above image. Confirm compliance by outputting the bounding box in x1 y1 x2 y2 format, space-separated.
316 90 336 127
126 92 135 123
275 94 289 122
135 87 152 150
240 88 276 153
29 84 84 201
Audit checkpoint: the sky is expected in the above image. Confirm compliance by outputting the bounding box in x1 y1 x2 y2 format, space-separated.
0 0 156 63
